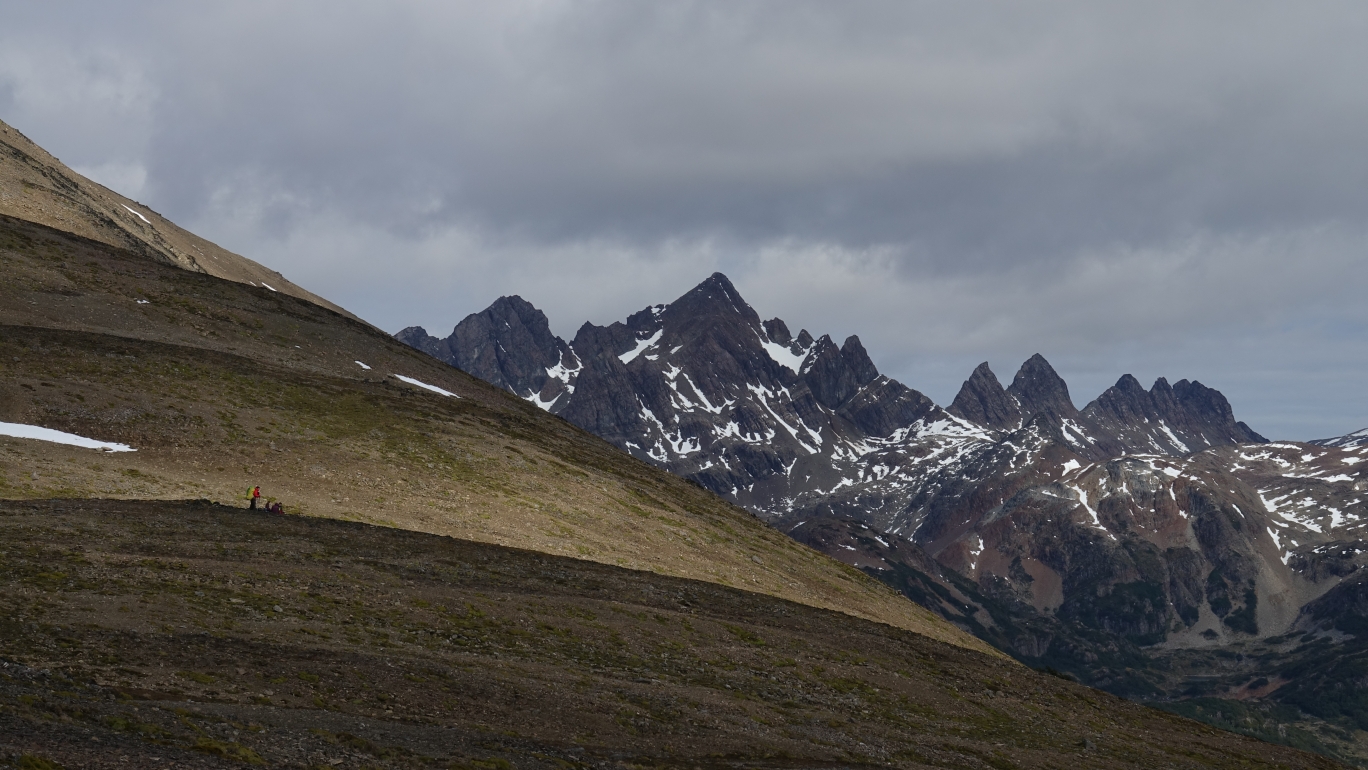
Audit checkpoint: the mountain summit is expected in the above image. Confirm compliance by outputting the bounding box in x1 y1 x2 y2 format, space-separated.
398 278 1365 743
399 275 1273 530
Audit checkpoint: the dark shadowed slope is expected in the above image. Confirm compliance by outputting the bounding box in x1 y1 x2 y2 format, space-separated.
0 499 1344 770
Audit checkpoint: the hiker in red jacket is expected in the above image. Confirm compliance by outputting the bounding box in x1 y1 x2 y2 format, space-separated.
249 486 261 510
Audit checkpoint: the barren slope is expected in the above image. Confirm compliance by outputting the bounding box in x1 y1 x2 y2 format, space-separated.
0 499 1344 769
0 212 991 655
0 118 352 320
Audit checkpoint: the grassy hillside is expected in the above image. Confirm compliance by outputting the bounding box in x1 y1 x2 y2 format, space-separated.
0 118 349 318
0 212 990 654
0 498 1344 769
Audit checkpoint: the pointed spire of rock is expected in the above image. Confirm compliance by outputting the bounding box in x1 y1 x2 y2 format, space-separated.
948 362 1023 429
664 272 759 325
839 336 880 386
442 295 572 396
1006 354 1077 420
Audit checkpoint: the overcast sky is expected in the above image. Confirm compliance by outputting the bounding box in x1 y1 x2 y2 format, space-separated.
3 1 1366 439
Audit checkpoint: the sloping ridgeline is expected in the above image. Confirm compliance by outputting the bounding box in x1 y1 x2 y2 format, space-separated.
405 274 1368 763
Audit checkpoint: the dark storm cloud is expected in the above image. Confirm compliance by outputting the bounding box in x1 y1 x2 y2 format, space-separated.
2 1 1366 438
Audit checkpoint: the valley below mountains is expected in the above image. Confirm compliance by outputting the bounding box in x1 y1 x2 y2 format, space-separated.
402 274 1368 763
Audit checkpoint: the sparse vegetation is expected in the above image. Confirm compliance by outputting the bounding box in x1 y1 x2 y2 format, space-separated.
0 499 1344 768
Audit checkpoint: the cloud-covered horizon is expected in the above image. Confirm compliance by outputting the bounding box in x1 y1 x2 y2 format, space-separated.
3 1 1366 439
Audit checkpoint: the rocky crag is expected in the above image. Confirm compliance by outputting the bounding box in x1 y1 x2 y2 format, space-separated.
404 275 1368 758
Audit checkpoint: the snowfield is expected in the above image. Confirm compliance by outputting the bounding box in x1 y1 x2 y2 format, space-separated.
392 375 459 398
0 422 135 452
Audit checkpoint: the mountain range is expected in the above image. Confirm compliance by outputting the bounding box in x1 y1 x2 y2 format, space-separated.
0 111 1360 767
401 274 1368 757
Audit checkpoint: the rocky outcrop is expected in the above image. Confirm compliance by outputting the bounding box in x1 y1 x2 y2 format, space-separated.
399 272 964 515
402 275 1368 740
1006 354 1079 422
1076 375 1267 456
397 296 576 401
948 362 1023 430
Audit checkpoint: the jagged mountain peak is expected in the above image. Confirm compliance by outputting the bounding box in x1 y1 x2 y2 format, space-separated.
396 294 573 401
947 362 1023 430
1079 371 1267 456
399 275 961 517
839 336 879 384
665 271 759 325
762 318 792 345
1113 373 1147 393
1006 353 1078 419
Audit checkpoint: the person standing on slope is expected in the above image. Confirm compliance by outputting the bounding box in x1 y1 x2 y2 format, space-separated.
248 485 261 510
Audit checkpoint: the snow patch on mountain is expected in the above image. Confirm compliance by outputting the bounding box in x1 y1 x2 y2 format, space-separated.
0 422 135 452
619 330 663 364
393 374 458 398
758 334 811 373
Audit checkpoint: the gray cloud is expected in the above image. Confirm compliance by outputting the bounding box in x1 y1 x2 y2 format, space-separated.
2 1 1366 439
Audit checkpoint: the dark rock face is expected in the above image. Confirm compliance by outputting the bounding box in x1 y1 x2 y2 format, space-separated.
399 272 960 517
394 326 448 361
397 296 574 402
398 274 1368 738
948 362 1023 430
1006 354 1078 421
1075 375 1267 457
400 277 1273 537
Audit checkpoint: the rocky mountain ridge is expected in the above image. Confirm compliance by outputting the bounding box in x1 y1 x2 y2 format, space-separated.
1313 427 1368 450
402 275 1368 752
399 273 1272 532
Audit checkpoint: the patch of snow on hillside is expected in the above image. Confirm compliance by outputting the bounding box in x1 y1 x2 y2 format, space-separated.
619 330 663 364
1327 506 1346 529
136 299 149 305
524 390 559 410
1061 459 1081 474
392 375 458 398
1071 486 1115 537
545 360 581 393
1266 527 1291 564
1158 421 1189 453
355 361 371 370
758 334 810 373
1259 489 1325 534
1322 474 1355 483
640 402 700 456
121 204 151 224
260 283 278 292
968 537 984 570
680 374 730 414
1060 419 1097 444
919 418 993 440
0 422 135 452
746 383 817 453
